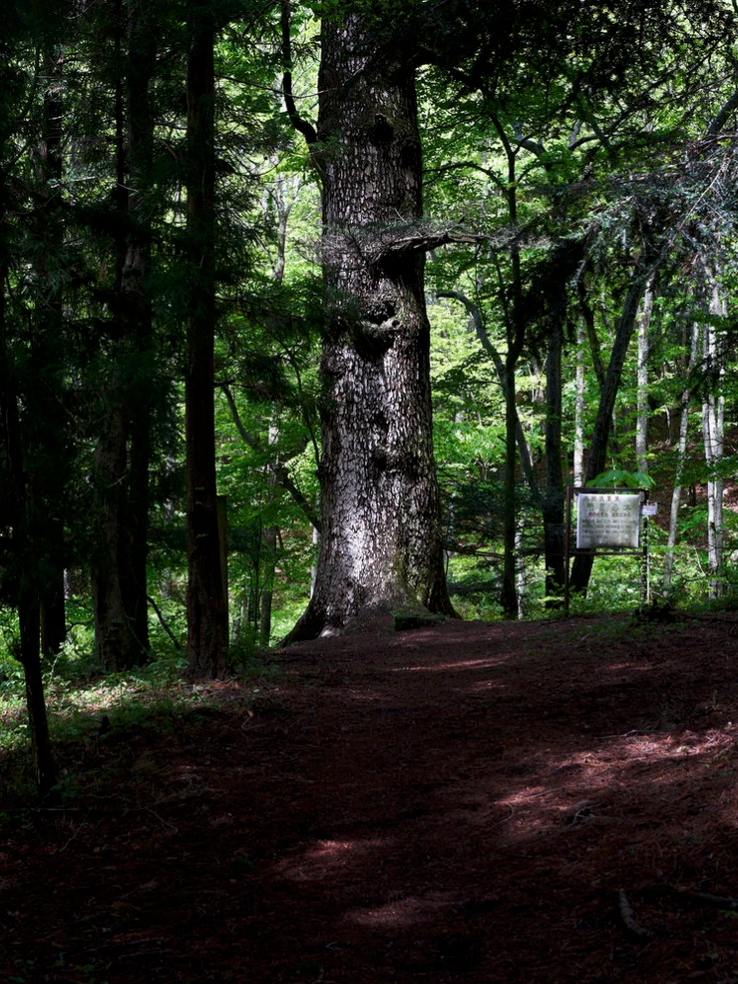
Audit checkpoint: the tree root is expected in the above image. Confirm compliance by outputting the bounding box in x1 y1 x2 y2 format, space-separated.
618 888 655 940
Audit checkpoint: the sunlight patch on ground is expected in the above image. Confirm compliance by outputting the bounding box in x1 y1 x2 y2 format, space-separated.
345 890 459 928
274 837 389 883
605 662 654 672
389 655 509 673
487 731 738 840
347 688 392 702
467 679 507 693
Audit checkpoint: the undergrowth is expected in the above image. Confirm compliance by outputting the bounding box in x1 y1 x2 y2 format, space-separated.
0 638 280 809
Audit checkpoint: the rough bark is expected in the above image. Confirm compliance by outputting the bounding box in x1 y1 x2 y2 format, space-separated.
185 0 228 676
91 397 143 671
284 11 453 641
91 2 156 670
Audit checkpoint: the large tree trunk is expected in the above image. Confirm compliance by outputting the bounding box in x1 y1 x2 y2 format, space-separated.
285 12 453 641
185 0 228 676
91 0 155 669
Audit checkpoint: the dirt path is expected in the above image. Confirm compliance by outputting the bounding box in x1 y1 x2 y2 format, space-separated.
4 614 738 983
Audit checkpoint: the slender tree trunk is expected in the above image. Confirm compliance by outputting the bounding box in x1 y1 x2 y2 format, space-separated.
635 273 656 475
664 320 699 592
702 263 725 598
258 422 280 647
256 182 293 647
259 521 277 646
284 11 453 641
515 515 526 619
20 591 56 797
501 350 520 618
543 319 566 601
574 319 585 488
185 0 228 675
34 41 67 656
635 273 655 600
0 252 56 798
496 118 525 620
570 250 657 594
91 398 143 670
118 0 157 651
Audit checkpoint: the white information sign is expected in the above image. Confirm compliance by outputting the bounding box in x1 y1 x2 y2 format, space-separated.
576 493 641 550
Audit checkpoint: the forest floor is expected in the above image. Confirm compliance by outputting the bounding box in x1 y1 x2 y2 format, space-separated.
4 611 738 982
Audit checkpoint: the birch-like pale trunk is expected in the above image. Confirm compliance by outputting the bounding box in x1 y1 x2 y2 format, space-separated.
574 320 585 488
635 274 656 475
701 265 726 598
515 516 526 619
543 319 566 600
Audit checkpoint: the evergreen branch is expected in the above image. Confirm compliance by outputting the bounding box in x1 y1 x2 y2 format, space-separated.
577 281 606 388
219 383 321 532
437 289 504 375
437 290 538 497
425 160 510 197
276 341 321 472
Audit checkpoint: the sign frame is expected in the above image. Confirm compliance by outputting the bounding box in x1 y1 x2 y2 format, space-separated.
564 486 651 614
